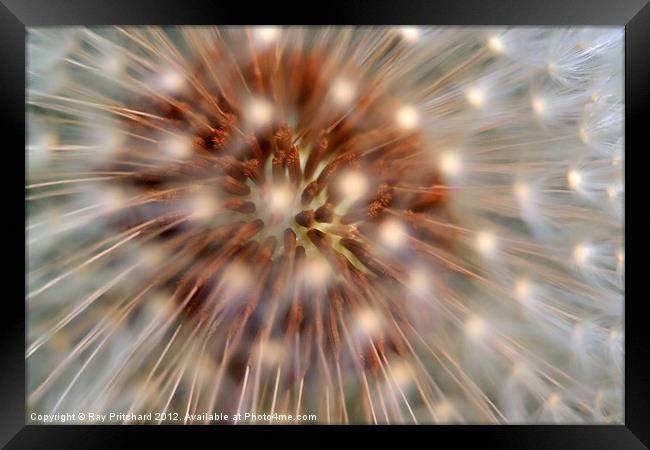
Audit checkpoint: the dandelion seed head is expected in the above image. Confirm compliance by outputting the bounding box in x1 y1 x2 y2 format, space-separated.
395 104 420 130
143 291 174 318
256 340 286 366
510 360 526 378
432 400 455 422
578 125 589 143
93 126 125 158
26 26 624 425
253 26 280 45
163 134 193 160
514 278 533 303
304 255 332 288
573 244 591 265
379 219 407 249
337 170 368 201
138 244 168 271
616 250 624 266
268 184 295 213
100 53 124 76
223 262 253 295
246 98 274 128
407 266 431 296
33 131 58 152
465 315 487 339
531 97 545 116
572 322 584 340
159 69 185 93
606 185 618 200
487 35 504 54
439 150 462 177
466 88 486 108
475 231 497 257
514 182 530 201
101 187 128 212
28 131 57 168
355 308 384 337
398 27 421 43
391 361 413 388
547 393 561 408
189 190 220 220
330 78 356 106
567 169 582 190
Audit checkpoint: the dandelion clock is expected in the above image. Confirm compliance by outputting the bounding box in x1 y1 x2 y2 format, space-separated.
25 26 625 425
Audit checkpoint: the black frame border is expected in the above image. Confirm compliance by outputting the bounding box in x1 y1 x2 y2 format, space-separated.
2 0 648 447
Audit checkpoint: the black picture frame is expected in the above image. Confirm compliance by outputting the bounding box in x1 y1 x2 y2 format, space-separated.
2 0 648 447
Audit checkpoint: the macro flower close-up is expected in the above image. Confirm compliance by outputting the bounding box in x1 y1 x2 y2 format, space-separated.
26 26 624 424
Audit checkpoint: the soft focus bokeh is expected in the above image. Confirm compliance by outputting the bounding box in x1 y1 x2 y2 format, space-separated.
26 26 623 424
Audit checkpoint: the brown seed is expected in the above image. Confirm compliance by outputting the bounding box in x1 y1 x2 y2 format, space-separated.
286 146 302 183
314 203 334 223
377 183 394 206
233 219 264 244
243 159 265 185
295 210 315 228
301 180 319 205
210 127 230 151
223 199 256 214
214 155 245 180
256 236 277 265
217 175 251 196
283 228 297 254
275 125 293 152
304 132 329 180
307 228 332 251
272 151 286 181
340 237 391 277
368 200 385 218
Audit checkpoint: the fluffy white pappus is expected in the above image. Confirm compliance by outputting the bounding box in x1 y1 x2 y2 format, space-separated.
499 28 623 87
527 82 594 125
252 26 281 47
27 29 82 95
27 117 59 173
26 26 623 425
578 99 623 157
